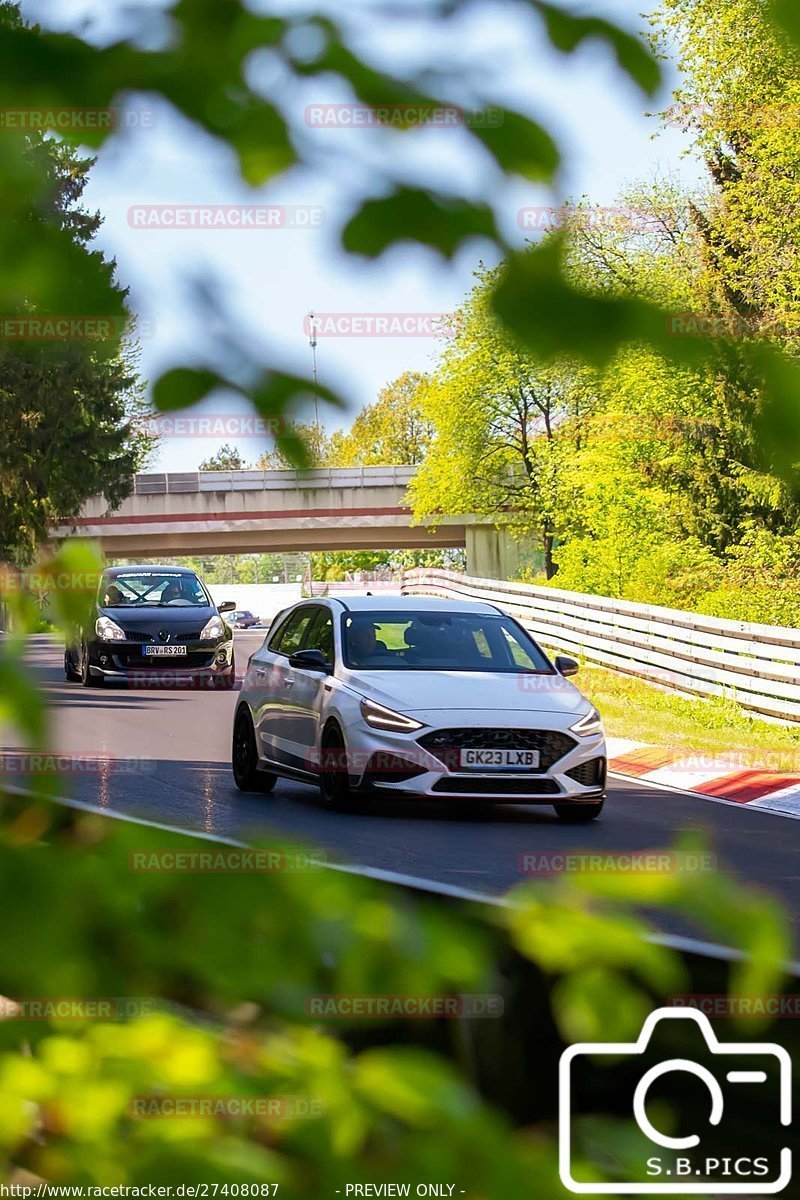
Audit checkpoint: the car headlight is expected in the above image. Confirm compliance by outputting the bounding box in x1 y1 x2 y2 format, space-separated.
570 707 604 737
200 615 226 641
360 699 424 732
95 616 126 642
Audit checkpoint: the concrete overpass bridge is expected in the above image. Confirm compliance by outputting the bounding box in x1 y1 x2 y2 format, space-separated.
52 466 521 578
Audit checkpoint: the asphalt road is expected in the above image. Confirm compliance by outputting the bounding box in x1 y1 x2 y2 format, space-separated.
4 633 800 948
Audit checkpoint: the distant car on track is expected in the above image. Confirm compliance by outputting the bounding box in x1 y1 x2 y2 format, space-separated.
65 565 236 688
232 595 606 820
229 610 261 629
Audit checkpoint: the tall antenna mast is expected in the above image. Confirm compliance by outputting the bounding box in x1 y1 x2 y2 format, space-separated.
307 310 319 428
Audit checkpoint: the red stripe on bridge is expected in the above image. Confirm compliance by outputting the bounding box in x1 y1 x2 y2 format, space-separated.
63 504 412 528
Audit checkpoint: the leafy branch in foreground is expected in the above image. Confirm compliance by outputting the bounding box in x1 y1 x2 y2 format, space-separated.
0 785 789 1188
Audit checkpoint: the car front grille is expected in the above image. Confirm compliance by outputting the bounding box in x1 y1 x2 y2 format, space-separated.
431 778 560 796
565 757 607 788
418 728 576 773
118 630 204 644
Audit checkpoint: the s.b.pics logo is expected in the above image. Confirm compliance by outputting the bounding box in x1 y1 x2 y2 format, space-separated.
559 1007 792 1194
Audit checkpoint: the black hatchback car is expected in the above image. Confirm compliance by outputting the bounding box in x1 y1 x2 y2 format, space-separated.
64 565 236 688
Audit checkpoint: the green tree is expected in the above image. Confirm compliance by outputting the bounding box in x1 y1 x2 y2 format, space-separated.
656 0 800 339
329 373 433 467
411 266 598 578
0 7 148 565
256 422 332 470
552 181 799 559
199 443 248 471
310 548 464 582
0 341 150 566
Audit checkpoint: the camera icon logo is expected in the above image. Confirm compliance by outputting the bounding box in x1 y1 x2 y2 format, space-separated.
559 1007 792 1194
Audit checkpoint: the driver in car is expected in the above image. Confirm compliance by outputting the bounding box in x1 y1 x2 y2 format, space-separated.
347 620 387 666
161 580 182 604
104 584 125 607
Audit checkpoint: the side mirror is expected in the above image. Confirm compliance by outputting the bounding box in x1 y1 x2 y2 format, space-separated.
218 601 236 614
289 648 332 674
555 655 579 677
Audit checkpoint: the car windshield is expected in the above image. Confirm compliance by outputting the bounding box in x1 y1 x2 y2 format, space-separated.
100 571 210 607
341 611 554 672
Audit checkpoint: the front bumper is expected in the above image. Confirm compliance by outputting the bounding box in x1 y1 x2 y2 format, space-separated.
338 717 606 804
86 637 234 684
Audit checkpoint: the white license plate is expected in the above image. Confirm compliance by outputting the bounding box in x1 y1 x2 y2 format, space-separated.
459 748 540 770
143 645 187 656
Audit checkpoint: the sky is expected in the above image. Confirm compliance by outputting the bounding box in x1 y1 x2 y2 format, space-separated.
21 0 705 472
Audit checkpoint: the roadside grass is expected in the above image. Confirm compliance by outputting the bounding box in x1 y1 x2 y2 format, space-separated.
578 663 800 770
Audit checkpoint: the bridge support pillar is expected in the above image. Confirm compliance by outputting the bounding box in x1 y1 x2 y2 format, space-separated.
465 525 521 581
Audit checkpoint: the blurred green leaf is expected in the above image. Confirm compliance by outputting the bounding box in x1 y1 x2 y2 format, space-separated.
492 237 670 366
353 1048 477 1126
531 2 662 95
766 0 800 46
551 967 657 1043
343 190 498 259
747 343 800 483
472 109 559 181
508 891 682 992
152 369 226 413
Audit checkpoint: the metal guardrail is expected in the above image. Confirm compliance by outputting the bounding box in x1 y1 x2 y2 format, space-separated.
402 568 800 723
133 466 416 495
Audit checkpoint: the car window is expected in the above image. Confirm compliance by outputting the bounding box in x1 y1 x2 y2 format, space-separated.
101 571 210 607
499 625 544 670
303 608 335 662
270 607 317 655
267 614 290 650
341 611 554 672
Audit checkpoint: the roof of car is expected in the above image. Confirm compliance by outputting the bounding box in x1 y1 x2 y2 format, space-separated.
105 564 198 576
327 594 501 616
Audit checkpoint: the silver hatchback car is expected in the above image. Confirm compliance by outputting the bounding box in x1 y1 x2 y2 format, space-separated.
231 595 606 819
